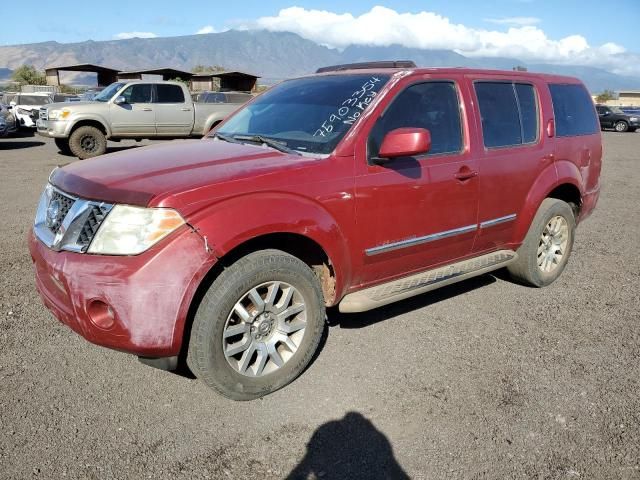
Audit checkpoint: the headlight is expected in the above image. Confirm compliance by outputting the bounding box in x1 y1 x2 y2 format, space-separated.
48 109 71 120
87 205 185 255
630 117 638 122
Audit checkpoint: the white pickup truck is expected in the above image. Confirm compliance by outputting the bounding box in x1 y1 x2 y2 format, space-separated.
36 80 248 159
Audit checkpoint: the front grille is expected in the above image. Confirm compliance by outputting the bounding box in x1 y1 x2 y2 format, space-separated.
77 204 109 249
39 108 48 121
49 190 75 233
34 184 113 253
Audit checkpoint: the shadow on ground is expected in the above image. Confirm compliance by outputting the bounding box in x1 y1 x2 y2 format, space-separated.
286 412 409 480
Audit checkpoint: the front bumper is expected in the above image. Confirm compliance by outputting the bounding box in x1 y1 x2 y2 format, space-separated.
0 123 17 137
36 119 69 138
28 227 216 357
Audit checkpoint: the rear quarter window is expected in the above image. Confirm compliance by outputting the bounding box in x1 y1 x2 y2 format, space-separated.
549 84 599 137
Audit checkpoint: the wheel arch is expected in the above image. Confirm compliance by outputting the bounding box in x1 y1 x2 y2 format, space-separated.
511 162 584 243
68 118 110 138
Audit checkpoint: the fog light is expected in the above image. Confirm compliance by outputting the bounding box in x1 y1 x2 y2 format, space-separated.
87 300 116 330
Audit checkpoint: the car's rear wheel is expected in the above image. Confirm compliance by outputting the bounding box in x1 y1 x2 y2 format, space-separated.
614 120 629 132
68 125 107 159
187 249 326 400
54 138 72 155
507 198 576 287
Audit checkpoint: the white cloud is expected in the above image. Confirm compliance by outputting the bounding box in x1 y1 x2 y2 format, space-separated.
485 16 540 26
196 25 216 34
251 6 633 74
114 31 157 40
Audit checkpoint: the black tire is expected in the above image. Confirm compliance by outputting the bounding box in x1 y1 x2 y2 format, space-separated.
54 138 72 155
187 249 326 401
68 125 107 159
614 120 629 132
507 198 576 287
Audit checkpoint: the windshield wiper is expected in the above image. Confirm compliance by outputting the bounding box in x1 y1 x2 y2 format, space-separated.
232 134 302 155
213 132 241 144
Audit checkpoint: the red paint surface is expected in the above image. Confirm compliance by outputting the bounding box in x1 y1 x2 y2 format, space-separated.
30 68 601 358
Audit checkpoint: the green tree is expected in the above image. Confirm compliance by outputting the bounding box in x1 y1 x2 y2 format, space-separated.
596 89 615 103
11 65 46 86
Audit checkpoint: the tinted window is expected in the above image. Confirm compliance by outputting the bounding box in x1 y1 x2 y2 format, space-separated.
121 84 152 104
515 84 538 143
368 81 463 157
226 93 252 104
475 82 522 148
549 84 599 136
156 84 185 103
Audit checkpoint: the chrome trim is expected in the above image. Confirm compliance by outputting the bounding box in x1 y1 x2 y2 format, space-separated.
365 224 477 256
34 184 113 253
479 214 517 229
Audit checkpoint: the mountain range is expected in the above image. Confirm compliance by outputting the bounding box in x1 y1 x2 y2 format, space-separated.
0 30 637 92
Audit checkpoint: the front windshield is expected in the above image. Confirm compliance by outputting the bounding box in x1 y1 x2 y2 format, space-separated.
217 74 390 155
610 106 624 114
18 95 51 106
93 82 125 102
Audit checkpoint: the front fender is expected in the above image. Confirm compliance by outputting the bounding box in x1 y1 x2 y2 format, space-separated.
511 160 583 243
187 192 352 303
65 113 112 137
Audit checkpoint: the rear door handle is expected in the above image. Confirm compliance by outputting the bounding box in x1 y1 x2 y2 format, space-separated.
454 169 478 181
142 108 153 111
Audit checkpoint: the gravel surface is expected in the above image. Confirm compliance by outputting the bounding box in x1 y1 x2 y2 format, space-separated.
0 131 638 479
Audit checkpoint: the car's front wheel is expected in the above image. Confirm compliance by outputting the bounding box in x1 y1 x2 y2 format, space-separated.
68 125 107 159
187 249 326 400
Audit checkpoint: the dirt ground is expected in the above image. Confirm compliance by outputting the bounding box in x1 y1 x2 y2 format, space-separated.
0 131 638 480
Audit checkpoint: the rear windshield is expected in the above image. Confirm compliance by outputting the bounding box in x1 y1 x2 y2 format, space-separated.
217 74 391 155
549 84 599 137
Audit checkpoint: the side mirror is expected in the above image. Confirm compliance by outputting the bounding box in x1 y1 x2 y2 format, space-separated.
374 128 431 163
114 96 127 105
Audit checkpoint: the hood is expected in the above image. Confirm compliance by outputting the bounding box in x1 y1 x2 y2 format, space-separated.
51 139 316 207
44 101 98 110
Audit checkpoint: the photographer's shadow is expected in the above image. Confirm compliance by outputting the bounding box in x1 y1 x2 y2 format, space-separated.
286 412 410 480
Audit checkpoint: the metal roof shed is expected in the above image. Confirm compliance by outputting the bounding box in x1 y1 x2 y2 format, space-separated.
117 68 194 81
45 64 120 87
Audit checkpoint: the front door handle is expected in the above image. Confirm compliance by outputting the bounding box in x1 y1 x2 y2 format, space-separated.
454 168 478 181
181 108 192 112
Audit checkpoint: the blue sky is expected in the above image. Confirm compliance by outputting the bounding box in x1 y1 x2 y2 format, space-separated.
1 0 636 47
1 1 639 74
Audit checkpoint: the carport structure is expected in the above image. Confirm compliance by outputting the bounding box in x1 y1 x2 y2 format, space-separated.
117 67 194 82
45 64 120 87
190 71 259 93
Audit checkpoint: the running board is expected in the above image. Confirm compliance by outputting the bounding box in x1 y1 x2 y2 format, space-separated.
339 250 517 313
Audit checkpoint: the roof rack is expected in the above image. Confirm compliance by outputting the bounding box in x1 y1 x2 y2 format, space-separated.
316 61 417 74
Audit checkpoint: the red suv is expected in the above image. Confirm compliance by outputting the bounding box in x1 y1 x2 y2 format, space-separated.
29 62 602 400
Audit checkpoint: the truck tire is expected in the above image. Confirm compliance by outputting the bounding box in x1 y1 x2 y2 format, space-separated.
54 138 72 155
187 249 326 400
507 198 576 287
614 120 629 132
69 125 107 159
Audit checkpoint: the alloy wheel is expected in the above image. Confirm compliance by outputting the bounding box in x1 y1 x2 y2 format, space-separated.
222 281 307 377
537 215 569 273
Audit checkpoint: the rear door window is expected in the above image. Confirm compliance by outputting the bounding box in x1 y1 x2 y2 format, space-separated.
155 84 185 104
368 81 463 158
549 84 599 136
475 82 539 148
